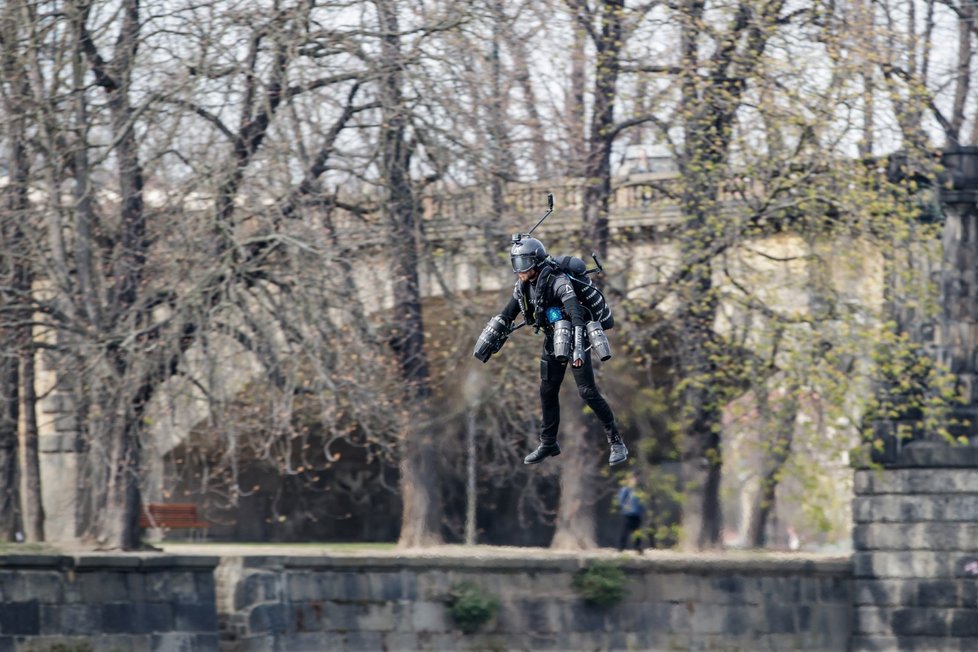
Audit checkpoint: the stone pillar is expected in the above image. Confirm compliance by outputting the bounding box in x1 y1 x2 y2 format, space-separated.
853 466 978 650
853 148 978 650
34 344 82 542
937 147 978 443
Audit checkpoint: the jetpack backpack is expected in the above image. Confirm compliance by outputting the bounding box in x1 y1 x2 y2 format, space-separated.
546 254 615 330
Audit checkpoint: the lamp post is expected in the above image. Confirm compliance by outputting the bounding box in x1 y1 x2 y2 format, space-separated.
463 368 482 545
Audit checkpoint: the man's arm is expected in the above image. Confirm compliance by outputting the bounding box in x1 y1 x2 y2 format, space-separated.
554 276 586 365
474 297 520 363
554 276 585 327
500 296 520 323
616 487 629 510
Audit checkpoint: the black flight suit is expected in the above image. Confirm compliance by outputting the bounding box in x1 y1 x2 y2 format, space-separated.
499 266 621 447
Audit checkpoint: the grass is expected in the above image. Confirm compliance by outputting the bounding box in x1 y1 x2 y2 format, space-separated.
0 541 60 554
0 539 399 556
156 541 398 552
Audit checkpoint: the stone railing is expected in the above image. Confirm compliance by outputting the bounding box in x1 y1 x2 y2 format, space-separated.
328 173 684 246
417 174 682 241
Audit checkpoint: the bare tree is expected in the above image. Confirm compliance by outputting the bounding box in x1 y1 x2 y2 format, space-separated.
548 0 656 551
601 0 958 550
0 0 387 548
501 1 552 179
372 0 443 546
0 0 43 542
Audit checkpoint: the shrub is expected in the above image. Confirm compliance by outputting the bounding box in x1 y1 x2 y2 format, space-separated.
26 644 95 652
571 561 628 608
446 581 500 633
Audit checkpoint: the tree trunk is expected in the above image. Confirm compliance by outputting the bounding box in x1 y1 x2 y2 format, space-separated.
488 1 512 219
580 0 622 259
674 161 724 547
550 383 599 550
673 0 785 550
677 10 722 547
552 0 623 551
10 121 42 540
677 365 723 548
674 197 725 550
0 14 30 539
0 351 19 541
20 337 44 542
747 387 798 548
375 0 442 547
102 87 148 548
566 21 587 176
12 156 42 542
88 408 142 550
75 0 147 550
505 20 548 179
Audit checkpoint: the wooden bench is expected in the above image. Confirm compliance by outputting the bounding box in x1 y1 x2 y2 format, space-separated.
139 503 209 539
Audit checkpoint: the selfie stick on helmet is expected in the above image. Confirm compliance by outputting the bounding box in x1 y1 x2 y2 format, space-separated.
512 193 603 275
527 192 555 236
512 193 554 245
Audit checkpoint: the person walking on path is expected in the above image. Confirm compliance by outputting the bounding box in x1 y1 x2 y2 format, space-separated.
616 473 644 553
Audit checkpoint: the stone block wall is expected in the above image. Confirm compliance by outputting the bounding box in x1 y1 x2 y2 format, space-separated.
853 466 978 651
0 554 219 652
218 553 852 652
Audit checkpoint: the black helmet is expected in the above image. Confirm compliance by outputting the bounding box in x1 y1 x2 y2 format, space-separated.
511 237 547 273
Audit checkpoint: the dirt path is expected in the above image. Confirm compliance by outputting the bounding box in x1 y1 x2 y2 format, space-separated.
155 541 848 564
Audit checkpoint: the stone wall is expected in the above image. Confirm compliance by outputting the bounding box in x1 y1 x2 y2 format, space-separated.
0 553 219 652
0 548 870 651
853 465 978 651
218 553 852 652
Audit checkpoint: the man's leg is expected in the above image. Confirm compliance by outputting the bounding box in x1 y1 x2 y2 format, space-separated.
619 515 640 551
570 352 628 465
525 349 567 465
618 517 631 551
628 515 643 552
539 350 567 444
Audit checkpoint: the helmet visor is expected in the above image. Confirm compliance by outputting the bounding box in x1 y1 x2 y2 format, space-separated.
511 254 537 273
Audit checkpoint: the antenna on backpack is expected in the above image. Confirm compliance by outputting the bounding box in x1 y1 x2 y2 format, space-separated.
585 252 604 275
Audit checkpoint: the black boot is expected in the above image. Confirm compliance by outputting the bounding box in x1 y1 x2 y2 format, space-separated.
608 432 628 466
524 442 561 465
